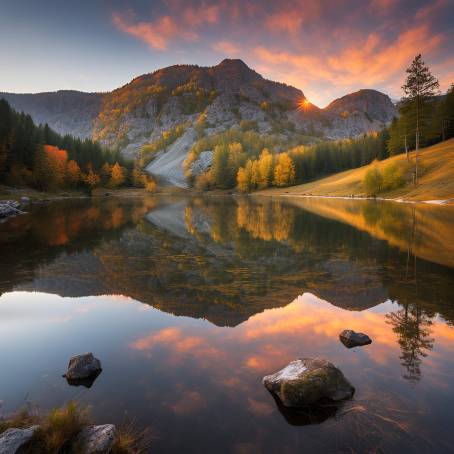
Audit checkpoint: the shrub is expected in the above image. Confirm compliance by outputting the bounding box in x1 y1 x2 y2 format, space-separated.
382 163 406 191
362 165 383 195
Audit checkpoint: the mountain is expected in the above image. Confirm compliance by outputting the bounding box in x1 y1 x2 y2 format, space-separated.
323 89 397 138
0 90 102 139
0 59 397 185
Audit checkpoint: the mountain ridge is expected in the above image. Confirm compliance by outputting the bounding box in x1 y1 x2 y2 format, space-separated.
1 59 397 186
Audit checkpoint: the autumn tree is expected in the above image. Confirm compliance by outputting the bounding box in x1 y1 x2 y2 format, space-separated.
33 145 68 190
132 160 147 187
66 160 81 187
100 162 112 185
109 162 127 188
212 144 229 189
82 170 101 196
273 152 295 187
257 149 274 189
401 54 439 183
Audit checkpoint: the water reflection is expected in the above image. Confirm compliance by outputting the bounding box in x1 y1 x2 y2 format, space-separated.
0 196 453 390
0 291 452 453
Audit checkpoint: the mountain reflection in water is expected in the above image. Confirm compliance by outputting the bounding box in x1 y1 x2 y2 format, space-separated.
0 195 453 453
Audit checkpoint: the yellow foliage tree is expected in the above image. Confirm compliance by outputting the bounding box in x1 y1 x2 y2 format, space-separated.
257 148 274 189
273 152 295 187
109 162 126 188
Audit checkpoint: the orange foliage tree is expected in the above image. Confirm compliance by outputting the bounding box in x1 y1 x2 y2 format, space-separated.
66 160 81 187
33 145 68 190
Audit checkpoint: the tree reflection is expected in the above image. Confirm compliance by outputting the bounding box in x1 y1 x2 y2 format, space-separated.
386 304 434 383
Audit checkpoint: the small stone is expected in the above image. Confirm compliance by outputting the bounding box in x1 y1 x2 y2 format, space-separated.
0 426 39 453
63 353 102 387
72 424 117 454
263 358 354 408
339 330 372 348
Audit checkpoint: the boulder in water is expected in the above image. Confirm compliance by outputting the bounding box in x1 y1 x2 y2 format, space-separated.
63 353 102 387
339 330 372 348
263 358 354 408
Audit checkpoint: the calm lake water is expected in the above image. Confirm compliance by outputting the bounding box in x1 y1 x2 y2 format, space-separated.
0 195 453 453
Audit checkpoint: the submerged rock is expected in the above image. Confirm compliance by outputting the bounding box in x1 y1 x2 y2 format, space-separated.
63 353 102 387
72 424 117 454
0 425 39 453
263 358 354 408
339 330 372 348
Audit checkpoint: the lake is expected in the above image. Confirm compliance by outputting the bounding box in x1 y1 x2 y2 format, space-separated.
0 195 453 453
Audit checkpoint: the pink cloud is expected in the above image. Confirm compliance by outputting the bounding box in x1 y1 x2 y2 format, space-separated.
112 3 220 51
212 40 240 55
265 12 303 35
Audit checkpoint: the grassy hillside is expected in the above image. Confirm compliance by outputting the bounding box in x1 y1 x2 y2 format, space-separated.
258 139 454 202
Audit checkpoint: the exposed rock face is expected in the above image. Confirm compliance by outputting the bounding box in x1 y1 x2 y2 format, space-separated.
72 424 117 454
63 353 102 387
191 150 213 177
323 89 396 138
146 128 197 187
263 358 354 408
339 329 372 348
0 425 39 453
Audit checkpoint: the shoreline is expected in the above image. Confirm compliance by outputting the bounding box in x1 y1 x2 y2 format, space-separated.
251 192 454 206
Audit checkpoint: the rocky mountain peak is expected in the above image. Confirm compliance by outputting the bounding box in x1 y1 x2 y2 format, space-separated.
325 89 396 123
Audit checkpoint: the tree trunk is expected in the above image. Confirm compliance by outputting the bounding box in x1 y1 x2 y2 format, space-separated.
415 95 419 185
404 134 409 161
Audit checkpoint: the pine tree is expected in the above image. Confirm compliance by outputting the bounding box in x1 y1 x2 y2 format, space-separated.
401 54 439 183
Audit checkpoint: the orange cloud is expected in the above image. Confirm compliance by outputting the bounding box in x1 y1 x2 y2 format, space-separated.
112 4 219 51
265 12 303 35
212 40 240 55
253 24 446 105
112 12 181 50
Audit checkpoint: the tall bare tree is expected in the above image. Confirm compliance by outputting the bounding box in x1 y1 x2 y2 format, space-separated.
401 55 439 184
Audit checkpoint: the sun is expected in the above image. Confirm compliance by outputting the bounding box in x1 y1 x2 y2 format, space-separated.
298 98 311 112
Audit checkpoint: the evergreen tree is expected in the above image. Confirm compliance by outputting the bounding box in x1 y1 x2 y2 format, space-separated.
401 54 439 183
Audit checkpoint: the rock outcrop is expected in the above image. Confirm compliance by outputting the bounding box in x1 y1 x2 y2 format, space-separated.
339 329 372 348
0 425 39 453
263 358 354 408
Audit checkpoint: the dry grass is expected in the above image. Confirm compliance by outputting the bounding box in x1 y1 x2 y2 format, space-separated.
112 419 154 454
0 403 152 453
258 138 454 202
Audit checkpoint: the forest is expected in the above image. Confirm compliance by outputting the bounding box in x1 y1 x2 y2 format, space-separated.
0 99 155 193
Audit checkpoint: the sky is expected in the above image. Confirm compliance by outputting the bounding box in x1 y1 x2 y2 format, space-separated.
0 0 453 107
